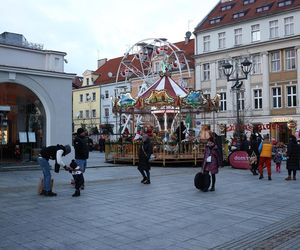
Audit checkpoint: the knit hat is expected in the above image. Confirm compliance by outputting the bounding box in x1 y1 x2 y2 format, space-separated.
64 144 71 155
77 128 85 135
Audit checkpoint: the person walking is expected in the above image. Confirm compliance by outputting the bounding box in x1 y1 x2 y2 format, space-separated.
202 136 222 191
99 135 106 153
249 133 259 175
74 128 89 189
273 143 283 173
285 135 300 181
258 135 273 180
138 133 153 184
37 144 71 196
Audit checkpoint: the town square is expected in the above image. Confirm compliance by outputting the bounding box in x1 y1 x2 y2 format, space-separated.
1 0 300 249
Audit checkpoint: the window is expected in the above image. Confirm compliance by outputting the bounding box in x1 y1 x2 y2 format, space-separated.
270 51 281 72
234 28 242 46
105 90 109 98
220 92 227 111
85 110 90 118
251 54 261 74
221 4 233 11
85 93 90 102
210 17 222 24
92 92 96 101
79 111 83 119
104 108 109 117
253 89 262 109
92 109 96 118
269 20 279 39
272 87 282 108
203 63 210 81
203 36 210 52
217 60 226 79
54 57 60 67
256 4 272 13
251 24 260 42
278 0 292 7
233 11 245 19
244 0 255 5
86 78 89 85
218 32 226 49
79 94 83 102
287 85 296 107
237 92 245 110
285 49 296 70
284 16 294 36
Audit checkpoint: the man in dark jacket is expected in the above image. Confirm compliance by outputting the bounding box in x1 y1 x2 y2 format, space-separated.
138 134 153 184
74 128 89 189
38 144 71 196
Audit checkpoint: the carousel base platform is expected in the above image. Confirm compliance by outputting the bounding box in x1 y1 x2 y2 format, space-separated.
106 153 203 166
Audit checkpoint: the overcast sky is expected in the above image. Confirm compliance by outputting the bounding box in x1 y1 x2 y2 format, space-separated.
1 0 219 75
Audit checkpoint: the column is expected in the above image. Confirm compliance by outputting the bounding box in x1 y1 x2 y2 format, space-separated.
296 46 300 113
244 76 251 117
195 63 201 90
210 61 216 97
262 52 270 116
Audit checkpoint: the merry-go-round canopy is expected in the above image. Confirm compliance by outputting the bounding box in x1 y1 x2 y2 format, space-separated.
113 72 221 112
139 73 188 100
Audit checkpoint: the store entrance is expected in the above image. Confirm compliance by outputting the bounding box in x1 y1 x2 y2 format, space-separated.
270 122 289 144
0 82 46 164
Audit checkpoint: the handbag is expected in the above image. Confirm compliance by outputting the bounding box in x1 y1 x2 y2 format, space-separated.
249 151 257 165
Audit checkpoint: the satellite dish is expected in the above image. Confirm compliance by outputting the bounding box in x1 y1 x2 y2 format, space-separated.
108 72 113 78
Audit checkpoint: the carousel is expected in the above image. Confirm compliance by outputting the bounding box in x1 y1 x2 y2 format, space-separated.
105 70 220 166
104 38 219 166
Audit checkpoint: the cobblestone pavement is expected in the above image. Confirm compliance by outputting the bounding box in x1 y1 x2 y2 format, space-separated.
0 153 300 249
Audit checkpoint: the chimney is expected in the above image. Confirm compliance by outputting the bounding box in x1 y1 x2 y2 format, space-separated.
97 58 107 68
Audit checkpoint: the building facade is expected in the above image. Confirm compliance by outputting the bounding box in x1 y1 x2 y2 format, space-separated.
194 0 300 142
0 32 75 163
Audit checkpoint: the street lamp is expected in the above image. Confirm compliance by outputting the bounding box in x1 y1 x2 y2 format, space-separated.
222 58 252 145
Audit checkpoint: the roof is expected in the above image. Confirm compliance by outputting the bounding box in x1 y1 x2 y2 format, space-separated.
72 76 83 89
194 0 300 33
139 74 188 99
94 39 195 86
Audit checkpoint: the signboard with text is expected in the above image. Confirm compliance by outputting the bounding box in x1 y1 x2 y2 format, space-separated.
228 151 250 170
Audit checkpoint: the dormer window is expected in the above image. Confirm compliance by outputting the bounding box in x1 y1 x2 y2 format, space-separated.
256 3 273 13
210 17 222 24
221 4 233 11
244 0 255 5
233 11 245 19
278 0 292 7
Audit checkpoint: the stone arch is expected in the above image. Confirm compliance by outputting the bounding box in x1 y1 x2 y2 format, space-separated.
0 74 54 161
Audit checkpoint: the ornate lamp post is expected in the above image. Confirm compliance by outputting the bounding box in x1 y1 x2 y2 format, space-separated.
222 58 252 145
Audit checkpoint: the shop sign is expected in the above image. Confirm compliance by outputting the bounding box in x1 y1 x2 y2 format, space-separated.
271 117 293 122
228 151 250 170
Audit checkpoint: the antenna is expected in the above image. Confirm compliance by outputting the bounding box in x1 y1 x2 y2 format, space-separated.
188 19 193 31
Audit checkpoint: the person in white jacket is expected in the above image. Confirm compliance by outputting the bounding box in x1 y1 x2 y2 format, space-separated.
37 144 71 196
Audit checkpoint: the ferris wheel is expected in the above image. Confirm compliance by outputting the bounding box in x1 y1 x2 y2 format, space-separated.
115 38 191 96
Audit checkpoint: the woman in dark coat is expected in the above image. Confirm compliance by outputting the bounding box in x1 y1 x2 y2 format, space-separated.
138 134 153 184
202 137 222 191
285 135 300 180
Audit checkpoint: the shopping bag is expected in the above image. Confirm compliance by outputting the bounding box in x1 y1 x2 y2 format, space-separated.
37 178 54 195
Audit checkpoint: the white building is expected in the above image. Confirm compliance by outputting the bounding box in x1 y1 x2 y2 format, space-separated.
0 32 75 163
194 0 300 143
